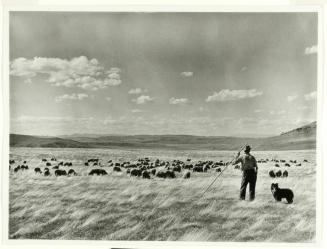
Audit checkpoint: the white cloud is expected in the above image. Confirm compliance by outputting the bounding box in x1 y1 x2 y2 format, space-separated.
131 109 144 113
181 71 194 77
206 89 263 102
304 45 317 55
169 97 189 105
105 97 111 102
287 94 298 102
304 91 317 101
10 56 122 90
132 95 154 105
128 88 148 95
55 93 89 102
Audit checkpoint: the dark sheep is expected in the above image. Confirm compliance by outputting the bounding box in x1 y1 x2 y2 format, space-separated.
58 162 64 166
113 166 122 172
216 168 222 173
88 169 108 176
269 170 276 178
84 162 89 166
234 165 240 170
68 169 77 176
142 170 151 179
46 162 51 166
296 163 302 167
165 170 176 179
55 169 67 176
183 171 191 179
282 170 288 177
156 170 167 178
173 165 181 172
14 166 21 173
284 163 290 167
126 169 131 174
275 170 282 177
44 168 51 176
275 164 280 167
42 159 47 162
21 165 29 170
304 159 308 162
193 166 204 172
151 169 156 175
130 169 142 177
52 165 59 169
34 167 42 174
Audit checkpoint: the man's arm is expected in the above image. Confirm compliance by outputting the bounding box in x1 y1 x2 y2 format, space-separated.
253 156 258 172
233 155 242 165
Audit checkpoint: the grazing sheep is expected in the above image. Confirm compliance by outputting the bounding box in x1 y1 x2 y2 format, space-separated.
183 171 191 179
285 163 290 167
156 170 167 178
234 165 240 170
216 168 222 173
151 169 156 175
113 166 122 172
58 162 64 166
34 167 42 174
173 165 181 172
275 164 280 167
44 169 51 176
142 170 151 179
203 165 210 172
52 165 59 169
296 163 302 167
126 169 131 174
275 170 282 177
130 169 142 177
68 169 77 176
193 166 204 172
21 165 29 170
42 159 47 162
88 169 108 176
46 162 51 166
14 166 21 173
84 162 89 166
55 169 67 176
165 170 176 179
269 170 276 178
304 159 308 162
282 170 288 177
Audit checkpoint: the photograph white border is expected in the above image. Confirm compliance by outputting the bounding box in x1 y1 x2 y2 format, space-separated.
1 1 326 249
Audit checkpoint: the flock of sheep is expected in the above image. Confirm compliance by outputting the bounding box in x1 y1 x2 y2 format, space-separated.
9 156 308 180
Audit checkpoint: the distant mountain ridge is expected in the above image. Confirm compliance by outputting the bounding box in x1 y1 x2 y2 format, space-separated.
10 122 316 151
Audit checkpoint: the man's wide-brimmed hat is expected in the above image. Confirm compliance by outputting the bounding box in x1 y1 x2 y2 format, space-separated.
245 145 251 151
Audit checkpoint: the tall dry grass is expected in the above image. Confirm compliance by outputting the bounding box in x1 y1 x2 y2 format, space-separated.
9 148 316 241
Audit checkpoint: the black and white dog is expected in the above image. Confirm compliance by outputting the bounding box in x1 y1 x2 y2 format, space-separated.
271 183 294 204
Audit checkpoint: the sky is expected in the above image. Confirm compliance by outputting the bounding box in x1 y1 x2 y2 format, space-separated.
9 12 317 137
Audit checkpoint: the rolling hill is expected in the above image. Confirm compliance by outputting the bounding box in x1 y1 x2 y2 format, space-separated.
10 122 316 151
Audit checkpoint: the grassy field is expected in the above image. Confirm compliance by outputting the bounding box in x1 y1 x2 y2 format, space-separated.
8 148 316 242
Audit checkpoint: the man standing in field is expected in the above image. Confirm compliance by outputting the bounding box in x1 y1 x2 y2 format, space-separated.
234 145 258 201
